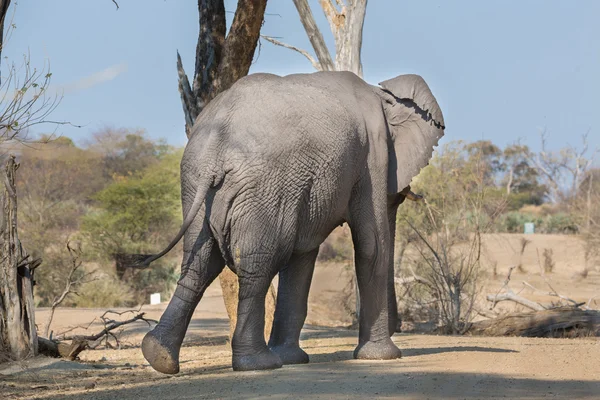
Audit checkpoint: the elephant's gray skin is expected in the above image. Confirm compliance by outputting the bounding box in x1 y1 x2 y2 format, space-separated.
137 71 445 374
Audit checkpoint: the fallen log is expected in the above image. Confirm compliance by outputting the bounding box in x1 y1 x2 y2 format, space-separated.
37 337 87 360
37 311 156 360
467 307 600 338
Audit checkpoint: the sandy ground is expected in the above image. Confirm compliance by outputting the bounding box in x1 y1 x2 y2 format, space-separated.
2 233 600 399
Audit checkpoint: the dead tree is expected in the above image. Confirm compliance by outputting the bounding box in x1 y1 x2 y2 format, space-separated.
263 0 368 323
0 0 11 84
0 156 41 361
176 0 274 340
264 0 367 76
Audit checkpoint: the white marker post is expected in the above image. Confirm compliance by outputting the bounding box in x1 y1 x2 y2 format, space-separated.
150 293 161 305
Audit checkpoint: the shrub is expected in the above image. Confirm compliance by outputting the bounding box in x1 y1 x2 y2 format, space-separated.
317 226 353 262
543 248 555 274
500 212 543 233
72 273 136 308
543 213 578 234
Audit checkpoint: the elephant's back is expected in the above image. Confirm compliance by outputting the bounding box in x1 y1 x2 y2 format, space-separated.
203 73 370 257
221 72 366 154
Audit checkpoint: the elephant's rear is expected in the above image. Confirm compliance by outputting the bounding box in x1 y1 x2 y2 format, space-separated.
195 73 369 264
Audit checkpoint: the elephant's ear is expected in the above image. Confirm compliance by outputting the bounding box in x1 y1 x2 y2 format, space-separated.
376 74 445 194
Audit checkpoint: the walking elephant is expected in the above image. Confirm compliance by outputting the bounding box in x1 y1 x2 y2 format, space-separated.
135 71 445 374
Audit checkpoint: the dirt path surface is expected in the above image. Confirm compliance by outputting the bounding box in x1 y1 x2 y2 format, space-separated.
2 326 599 399
2 233 600 399
2 278 599 400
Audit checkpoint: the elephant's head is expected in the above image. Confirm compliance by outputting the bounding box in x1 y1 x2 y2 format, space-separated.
374 74 445 197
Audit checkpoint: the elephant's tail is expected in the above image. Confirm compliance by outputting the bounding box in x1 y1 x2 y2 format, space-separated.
126 176 214 269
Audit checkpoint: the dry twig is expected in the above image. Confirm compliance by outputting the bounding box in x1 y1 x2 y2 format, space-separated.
43 242 96 338
40 309 157 360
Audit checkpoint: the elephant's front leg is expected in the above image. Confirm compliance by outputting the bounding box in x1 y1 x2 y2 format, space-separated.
231 253 283 371
142 234 224 374
349 194 402 360
268 249 319 364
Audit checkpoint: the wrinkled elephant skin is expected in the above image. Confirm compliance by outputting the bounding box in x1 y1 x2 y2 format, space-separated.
135 71 445 374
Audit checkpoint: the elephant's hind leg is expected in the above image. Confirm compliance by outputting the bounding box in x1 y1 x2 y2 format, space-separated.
142 234 224 374
268 249 319 364
231 252 283 371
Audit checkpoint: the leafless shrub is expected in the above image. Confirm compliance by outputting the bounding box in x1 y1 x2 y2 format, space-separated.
42 242 96 338
398 143 507 334
542 248 555 274
516 238 530 273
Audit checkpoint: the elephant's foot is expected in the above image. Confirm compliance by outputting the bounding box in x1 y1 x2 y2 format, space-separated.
353 337 402 360
269 344 309 365
232 348 283 371
142 330 180 374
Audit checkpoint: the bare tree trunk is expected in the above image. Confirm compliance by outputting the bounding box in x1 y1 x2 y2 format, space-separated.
319 0 367 76
505 166 513 195
177 0 275 340
0 0 12 85
0 156 39 361
281 0 368 326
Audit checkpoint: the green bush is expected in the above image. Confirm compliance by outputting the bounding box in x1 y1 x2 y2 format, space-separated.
496 211 579 234
543 213 578 234
499 212 543 233
507 192 543 211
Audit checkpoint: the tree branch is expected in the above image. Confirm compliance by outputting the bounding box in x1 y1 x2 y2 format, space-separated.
40 311 157 360
44 242 96 338
261 35 321 71
176 51 199 138
522 281 584 308
292 0 335 71
486 292 545 311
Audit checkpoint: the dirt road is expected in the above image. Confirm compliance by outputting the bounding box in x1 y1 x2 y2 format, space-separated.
2 323 599 399
3 272 600 400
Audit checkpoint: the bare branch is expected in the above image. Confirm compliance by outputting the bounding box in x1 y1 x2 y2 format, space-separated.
67 312 156 342
111 0 119 10
176 51 199 138
41 311 157 360
43 242 96 338
292 0 335 71
522 281 584 308
261 35 321 71
486 292 545 311
585 295 599 311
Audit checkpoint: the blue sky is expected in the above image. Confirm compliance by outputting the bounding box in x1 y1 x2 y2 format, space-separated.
4 1 599 153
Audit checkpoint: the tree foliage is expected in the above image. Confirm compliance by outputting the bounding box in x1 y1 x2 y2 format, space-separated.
81 149 182 257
